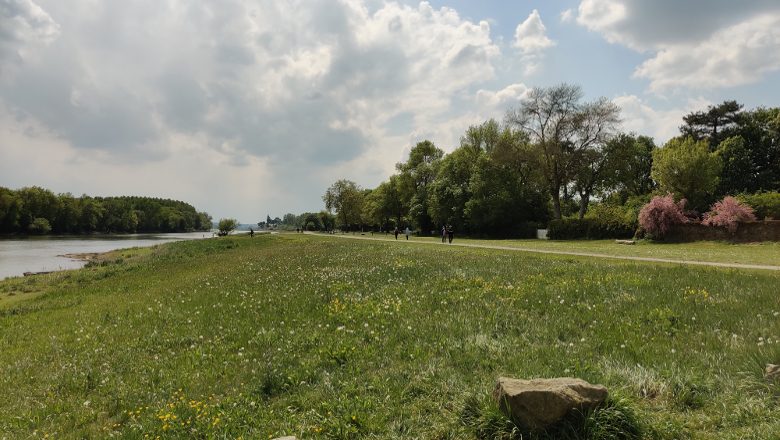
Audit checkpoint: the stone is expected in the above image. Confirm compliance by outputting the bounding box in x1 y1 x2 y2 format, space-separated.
615 239 636 245
493 377 608 430
766 364 780 381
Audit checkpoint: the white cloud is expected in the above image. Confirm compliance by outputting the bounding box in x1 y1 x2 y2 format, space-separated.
0 0 501 219
512 9 554 74
574 0 780 92
560 9 574 23
0 0 59 63
634 13 780 92
612 94 710 143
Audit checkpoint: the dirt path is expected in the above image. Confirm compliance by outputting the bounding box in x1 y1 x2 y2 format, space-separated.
312 233 780 272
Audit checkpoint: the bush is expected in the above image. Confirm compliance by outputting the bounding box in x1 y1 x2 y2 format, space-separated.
737 191 780 220
217 218 238 236
702 196 756 233
28 217 52 234
547 218 634 240
586 204 639 231
638 194 688 240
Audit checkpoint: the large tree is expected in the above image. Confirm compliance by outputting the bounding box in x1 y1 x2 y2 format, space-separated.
323 179 364 231
598 134 656 203
506 84 621 219
396 140 443 232
651 136 722 211
680 100 743 148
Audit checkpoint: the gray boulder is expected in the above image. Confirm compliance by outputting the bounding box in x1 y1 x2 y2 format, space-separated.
493 377 608 430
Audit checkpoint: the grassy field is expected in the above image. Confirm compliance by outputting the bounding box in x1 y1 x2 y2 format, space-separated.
354 233 780 266
1 234 779 439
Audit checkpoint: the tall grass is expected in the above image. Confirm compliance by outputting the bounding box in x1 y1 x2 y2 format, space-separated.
0 234 778 438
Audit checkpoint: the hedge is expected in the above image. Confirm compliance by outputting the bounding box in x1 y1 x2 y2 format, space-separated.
547 218 635 240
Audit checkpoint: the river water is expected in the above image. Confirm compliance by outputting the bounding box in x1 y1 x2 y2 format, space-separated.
0 232 214 280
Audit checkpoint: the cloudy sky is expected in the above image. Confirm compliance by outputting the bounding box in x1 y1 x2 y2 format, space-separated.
2 0 780 222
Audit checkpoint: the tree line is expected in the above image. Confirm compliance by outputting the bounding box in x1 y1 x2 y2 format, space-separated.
319 84 779 236
0 186 213 234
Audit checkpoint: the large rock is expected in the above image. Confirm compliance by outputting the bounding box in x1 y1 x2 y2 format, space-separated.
493 377 608 430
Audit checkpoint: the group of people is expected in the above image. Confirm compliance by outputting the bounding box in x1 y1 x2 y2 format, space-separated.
389 225 454 243
392 226 412 240
441 225 454 243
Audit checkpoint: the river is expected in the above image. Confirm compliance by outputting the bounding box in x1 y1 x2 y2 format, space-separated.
0 232 214 280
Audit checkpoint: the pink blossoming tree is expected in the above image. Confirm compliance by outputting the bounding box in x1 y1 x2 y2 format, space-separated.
702 196 756 233
638 194 688 239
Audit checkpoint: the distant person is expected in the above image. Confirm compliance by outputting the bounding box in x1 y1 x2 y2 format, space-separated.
441 225 447 243
404 226 410 240
249 228 254 237
394 227 399 240
447 226 454 244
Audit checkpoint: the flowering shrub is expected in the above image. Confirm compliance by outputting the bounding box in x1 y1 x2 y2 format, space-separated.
702 196 756 233
638 194 688 239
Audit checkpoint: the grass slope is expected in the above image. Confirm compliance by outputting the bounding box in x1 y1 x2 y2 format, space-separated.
357 234 780 266
1 235 779 439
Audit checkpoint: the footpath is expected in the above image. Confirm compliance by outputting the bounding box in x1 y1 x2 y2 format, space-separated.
310 233 780 272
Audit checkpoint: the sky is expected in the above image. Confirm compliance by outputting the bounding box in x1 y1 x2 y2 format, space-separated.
2 0 780 222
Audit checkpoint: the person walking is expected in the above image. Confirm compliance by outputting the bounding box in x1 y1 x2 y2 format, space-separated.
249 228 254 238
441 225 447 243
394 227 399 240
404 226 410 240
447 225 454 244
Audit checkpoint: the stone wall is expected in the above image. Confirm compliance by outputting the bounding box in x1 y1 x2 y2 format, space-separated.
666 221 780 242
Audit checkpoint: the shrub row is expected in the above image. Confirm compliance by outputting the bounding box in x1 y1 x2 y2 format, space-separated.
547 218 635 240
738 191 780 220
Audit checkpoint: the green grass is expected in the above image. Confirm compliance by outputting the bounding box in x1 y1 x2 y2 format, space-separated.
357 233 780 266
1 234 779 439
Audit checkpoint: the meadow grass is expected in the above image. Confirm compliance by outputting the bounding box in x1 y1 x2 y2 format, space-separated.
355 233 780 266
0 234 779 439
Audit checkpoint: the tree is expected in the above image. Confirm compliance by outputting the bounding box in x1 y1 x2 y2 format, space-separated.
28 217 52 234
681 100 743 148
651 137 722 211
318 211 336 232
428 146 478 232
300 212 323 231
396 140 443 232
507 84 621 219
464 154 549 235
715 136 754 195
217 218 238 236
460 119 501 156
601 134 656 200
0 187 22 233
323 179 364 231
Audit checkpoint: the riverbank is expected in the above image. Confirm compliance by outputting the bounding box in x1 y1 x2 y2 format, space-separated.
1 234 779 438
0 231 212 279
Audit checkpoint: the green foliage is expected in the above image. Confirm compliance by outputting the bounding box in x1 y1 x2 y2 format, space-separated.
651 136 722 211
716 136 754 195
428 146 477 232
217 218 238 236
737 191 780 220
323 179 364 231
547 218 635 240
0 186 211 234
396 140 444 233
465 155 548 236
27 217 52 234
585 203 640 232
